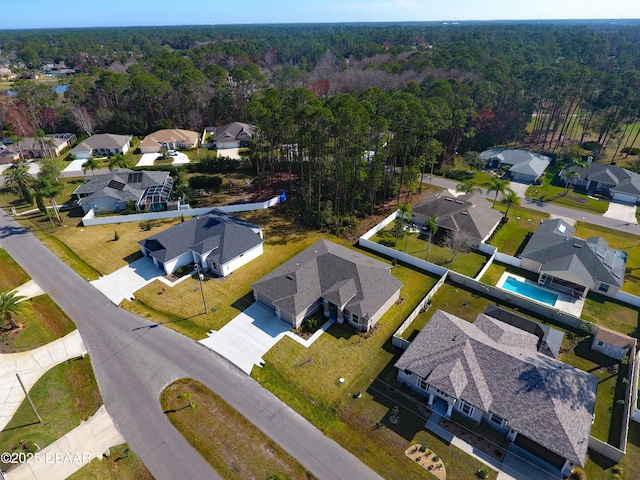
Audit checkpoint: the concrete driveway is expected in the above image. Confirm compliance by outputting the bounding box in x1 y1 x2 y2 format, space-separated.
62 159 89 173
603 201 637 224
199 302 291 374
216 147 241 159
136 152 161 167
507 180 530 197
90 256 164 304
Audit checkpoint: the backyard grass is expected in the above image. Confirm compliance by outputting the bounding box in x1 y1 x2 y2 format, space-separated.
122 209 328 338
488 205 549 256
581 292 639 338
1 294 76 353
0 248 30 290
0 357 103 473
371 225 489 278
250 265 495 480
68 443 153 480
161 378 317 480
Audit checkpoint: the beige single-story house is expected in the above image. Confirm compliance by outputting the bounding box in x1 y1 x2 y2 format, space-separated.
139 129 199 153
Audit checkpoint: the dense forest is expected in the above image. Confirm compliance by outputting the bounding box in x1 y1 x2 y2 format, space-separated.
2 22 640 227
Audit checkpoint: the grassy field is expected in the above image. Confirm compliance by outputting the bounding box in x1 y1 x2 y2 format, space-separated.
252 265 496 480
0 248 30 291
488 205 549 255
161 378 317 480
1 294 76 353
581 293 639 338
0 357 103 472
68 443 153 480
371 224 489 278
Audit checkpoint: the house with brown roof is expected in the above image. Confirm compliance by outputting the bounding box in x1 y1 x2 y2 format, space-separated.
411 191 503 243
252 239 402 331
396 309 598 478
139 129 199 153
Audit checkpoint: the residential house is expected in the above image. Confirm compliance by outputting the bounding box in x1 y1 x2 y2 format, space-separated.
211 122 256 149
411 191 503 243
559 162 640 204
480 148 551 183
396 309 598 478
139 129 199 153
70 134 133 159
0 67 15 80
72 168 173 213
0 133 76 163
252 239 403 331
139 210 263 276
591 326 635 361
519 218 627 299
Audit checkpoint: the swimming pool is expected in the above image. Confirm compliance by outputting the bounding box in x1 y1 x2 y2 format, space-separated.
502 276 558 307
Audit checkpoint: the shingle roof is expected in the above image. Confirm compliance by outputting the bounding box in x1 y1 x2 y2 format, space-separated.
214 122 256 143
74 168 171 205
70 134 132 154
251 239 403 319
412 191 503 241
566 163 640 197
480 148 551 178
594 326 634 350
519 218 627 288
139 129 199 149
395 310 597 466
139 210 263 265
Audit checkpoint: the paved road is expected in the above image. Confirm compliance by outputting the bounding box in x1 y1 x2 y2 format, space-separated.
422 175 640 235
0 208 382 480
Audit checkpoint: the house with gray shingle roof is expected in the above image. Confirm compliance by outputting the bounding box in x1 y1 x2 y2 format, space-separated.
411 191 503 243
70 133 133 159
559 162 640 204
251 239 402 331
72 168 173 213
396 310 597 477
519 218 627 299
480 148 551 183
212 122 256 150
139 210 263 276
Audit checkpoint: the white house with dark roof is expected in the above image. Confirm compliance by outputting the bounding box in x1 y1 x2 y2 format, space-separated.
559 162 640 204
211 122 256 149
519 218 627 299
139 210 263 276
70 134 133 159
481 148 551 183
411 191 503 243
396 309 598 478
72 168 173 213
252 239 402 331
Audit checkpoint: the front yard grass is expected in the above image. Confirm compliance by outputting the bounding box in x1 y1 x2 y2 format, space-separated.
0 248 30 290
0 357 103 473
250 265 493 480
525 182 609 215
488 205 549 256
161 378 316 480
68 443 153 480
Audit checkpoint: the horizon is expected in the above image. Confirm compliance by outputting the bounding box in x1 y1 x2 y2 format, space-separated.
6 0 640 30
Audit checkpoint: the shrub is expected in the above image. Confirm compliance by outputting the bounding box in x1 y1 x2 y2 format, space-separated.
622 147 640 155
581 141 601 151
419 445 427 452
476 467 489 479
569 466 586 480
188 175 223 190
113 231 119 241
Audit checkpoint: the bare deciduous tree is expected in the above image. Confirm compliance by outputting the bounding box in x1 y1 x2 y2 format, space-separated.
71 105 95 136
442 230 474 262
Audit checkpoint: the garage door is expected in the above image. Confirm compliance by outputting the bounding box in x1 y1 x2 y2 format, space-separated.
514 433 566 469
613 192 637 204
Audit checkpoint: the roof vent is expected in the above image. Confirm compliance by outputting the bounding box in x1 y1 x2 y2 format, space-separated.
461 211 469 215
444 197 454 202
573 244 582 248
286 275 294 280
455 200 464 204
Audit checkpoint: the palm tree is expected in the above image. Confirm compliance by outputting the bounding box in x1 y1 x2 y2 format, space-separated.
108 153 132 170
484 178 509 207
564 156 589 194
398 202 413 251
33 176 63 226
501 189 520 218
4 162 34 204
425 214 438 259
456 179 482 194
82 157 100 175
0 291 31 330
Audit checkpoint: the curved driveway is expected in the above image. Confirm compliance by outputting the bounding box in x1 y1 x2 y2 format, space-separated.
0 208 382 480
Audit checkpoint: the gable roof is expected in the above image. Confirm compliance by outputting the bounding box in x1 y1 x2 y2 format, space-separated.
395 310 597 466
139 129 199 149
520 218 627 288
412 191 503 241
594 326 634 351
252 239 402 319
71 134 132 154
213 122 256 143
73 168 171 205
565 163 640 197
139 210 263 265
480 148 551 178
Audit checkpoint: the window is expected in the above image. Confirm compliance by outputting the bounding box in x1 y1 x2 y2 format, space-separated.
352 313 359 322
489 412 504 426
418 377 428 390
597 341 604 347
459 399 474 417
599 283 609 293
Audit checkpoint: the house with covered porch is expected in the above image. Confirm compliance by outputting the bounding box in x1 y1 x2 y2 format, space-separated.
251 239 402 332
519 218 626 299
395 309 598 478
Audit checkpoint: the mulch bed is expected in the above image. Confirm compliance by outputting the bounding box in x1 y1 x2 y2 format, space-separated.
439 416 508 462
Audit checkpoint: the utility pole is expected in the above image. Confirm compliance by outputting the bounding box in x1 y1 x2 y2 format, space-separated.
16 373 42 424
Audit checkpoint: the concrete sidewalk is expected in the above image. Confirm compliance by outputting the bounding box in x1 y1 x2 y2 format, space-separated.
5 405 125 480
11 280 45 300
0 330 86 431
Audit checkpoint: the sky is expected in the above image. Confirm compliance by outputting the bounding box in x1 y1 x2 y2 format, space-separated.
7 0 640 29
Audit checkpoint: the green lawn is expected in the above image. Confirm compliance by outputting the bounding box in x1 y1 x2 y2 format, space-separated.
251 265 495 480
161 378 316 480
525 179 609 215
371 225 489 278
581 292 639 338
0 357 103 472
488 205 549 256
0 249 30 291
68 443 153 480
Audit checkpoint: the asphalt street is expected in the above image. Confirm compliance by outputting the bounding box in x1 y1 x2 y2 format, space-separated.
0 208 382 480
